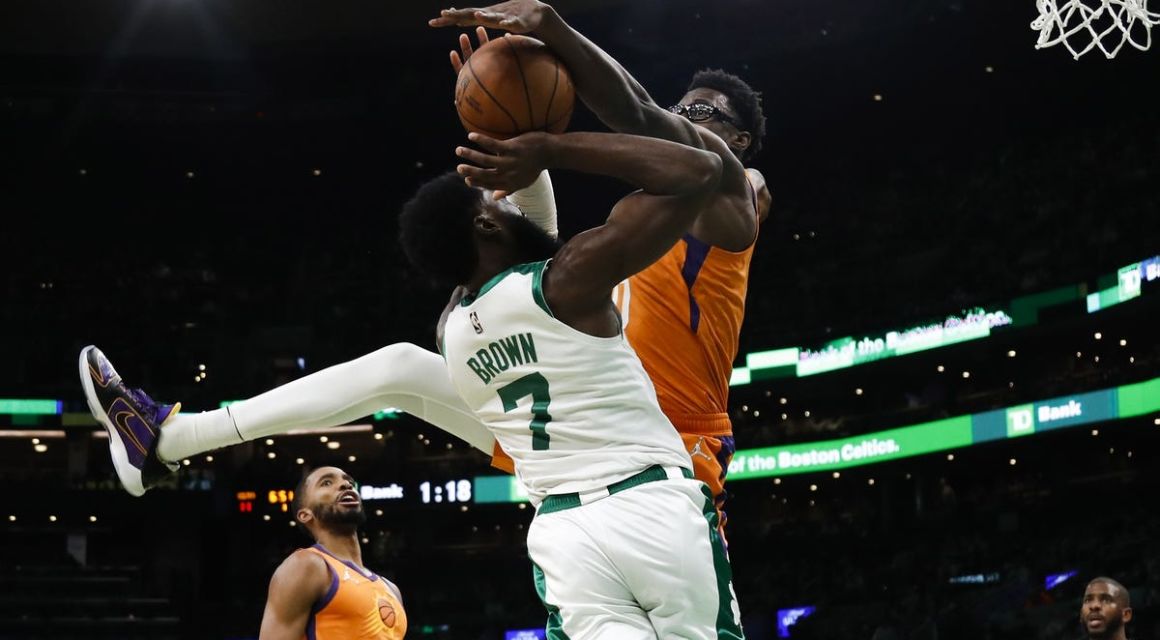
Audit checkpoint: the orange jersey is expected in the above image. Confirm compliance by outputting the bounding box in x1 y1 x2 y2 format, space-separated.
492 185 758 476
305 545 407 640
614 185 758 437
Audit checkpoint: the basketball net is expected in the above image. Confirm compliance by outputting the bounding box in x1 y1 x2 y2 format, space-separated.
1031 0 1160 58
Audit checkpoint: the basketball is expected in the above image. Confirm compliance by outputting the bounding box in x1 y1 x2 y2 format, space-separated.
454 34 575 140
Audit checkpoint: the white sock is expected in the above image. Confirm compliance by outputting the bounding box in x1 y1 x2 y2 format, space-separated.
156 343 494 462
156 408 243 463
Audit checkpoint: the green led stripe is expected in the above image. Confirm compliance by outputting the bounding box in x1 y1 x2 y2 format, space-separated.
0 399 62 415
475 376 1159 502
727 416 973 480
731 254 1155 385
1118 378 1160 418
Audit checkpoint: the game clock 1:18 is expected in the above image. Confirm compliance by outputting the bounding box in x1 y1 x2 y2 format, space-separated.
419 479 473 504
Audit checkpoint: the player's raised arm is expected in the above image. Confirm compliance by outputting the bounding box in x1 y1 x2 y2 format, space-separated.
258 551 330 640
455 130 721 315
430 1 702 148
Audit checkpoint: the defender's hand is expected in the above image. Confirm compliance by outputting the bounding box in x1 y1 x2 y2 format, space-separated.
455 131 553 199
449 26 490 75
430 1 550 35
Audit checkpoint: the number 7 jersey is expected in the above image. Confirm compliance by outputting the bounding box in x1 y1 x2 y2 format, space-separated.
442 260 691 503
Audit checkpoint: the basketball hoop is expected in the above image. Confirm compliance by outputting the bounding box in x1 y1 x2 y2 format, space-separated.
1031 0 1160 58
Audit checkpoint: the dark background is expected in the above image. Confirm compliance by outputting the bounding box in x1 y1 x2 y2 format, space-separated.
0 0 1157 638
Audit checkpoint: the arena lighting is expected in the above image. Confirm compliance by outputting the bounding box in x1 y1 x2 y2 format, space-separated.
326 442 340 450
0 430 65 438
285 425 371 436
206 455 213 462
1045 570 1078 590
33 444 47 453
949 573 1000 585
777 606 817 638
265 439 274 445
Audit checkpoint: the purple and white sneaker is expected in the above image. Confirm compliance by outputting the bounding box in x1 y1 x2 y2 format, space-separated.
79 346 180 497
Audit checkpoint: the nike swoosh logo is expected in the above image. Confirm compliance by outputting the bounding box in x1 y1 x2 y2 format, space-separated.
111 404 152 456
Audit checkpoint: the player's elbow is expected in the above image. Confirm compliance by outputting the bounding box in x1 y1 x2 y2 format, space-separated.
687 151 723 195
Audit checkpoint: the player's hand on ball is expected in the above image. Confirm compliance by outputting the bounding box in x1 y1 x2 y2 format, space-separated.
449 26 489 75
456 131 552 199
429 0 550 35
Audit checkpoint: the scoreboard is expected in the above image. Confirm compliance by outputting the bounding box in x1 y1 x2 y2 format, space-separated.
235 478 476 515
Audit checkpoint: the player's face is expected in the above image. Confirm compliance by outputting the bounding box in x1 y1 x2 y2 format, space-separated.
671 88 749 160
300 466 366 533
1081 582 1130 637
481 198 560 264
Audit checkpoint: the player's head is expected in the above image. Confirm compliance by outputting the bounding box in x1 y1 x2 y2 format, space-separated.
1081 577 1132 638
293 466 366 540
670 69 766 163
398 172 560 288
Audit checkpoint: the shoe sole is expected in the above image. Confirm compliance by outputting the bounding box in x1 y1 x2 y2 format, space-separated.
78 346 147 497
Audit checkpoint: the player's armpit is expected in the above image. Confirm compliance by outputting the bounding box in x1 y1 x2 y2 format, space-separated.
259 550 330 640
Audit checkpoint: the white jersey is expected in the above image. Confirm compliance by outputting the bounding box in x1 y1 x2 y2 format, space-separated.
442 260 692 502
